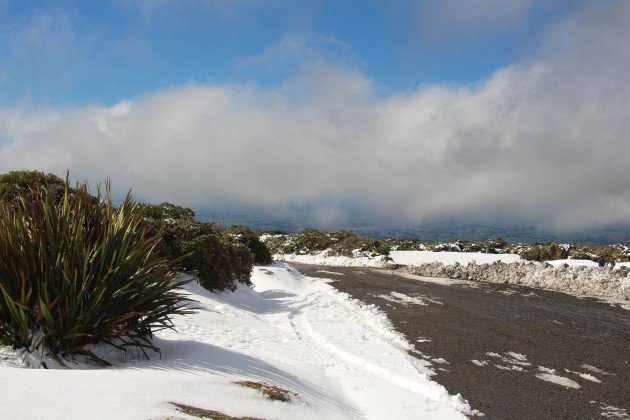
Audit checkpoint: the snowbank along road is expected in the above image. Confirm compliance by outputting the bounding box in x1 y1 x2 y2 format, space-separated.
291 263 630 420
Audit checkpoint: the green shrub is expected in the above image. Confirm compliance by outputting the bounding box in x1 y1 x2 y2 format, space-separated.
139 211 258 291
0 170 66 205
462 238 508 253
382 237 429 251
291 228 334 254
519 243 569 261
570 244 629 261
262 229 391 257
180 234 253 291
0 179 191 365
229 242 255 286
568 250 599 261
137 202 196 221
228 226 272 265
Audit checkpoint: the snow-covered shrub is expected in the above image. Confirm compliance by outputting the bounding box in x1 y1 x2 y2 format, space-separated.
432 242 464 252
618 245 630 261
0 180 190 365
227 225 272 265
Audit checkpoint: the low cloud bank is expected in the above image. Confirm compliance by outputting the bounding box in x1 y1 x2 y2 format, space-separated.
1 2 629 232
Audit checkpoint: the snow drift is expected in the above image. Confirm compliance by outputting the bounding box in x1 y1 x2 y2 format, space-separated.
400 262 630 302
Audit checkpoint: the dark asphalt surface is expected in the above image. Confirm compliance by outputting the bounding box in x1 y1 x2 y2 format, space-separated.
290 263 630 419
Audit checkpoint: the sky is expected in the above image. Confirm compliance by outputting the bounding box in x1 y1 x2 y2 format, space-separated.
0 0 629 233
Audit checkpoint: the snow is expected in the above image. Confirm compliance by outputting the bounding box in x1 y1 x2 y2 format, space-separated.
535 366 581 389
402 260 630 302
275 250 522 268
392 270 478 287
547 259 630 270
316 270 345 276
0 263 471 419
274 250 389 267
547 259 599 268
581 364 615 376
535 372 581 388
472 356 528 372
389 251 522 266
537 366 556 374
494 365 524 371
564 369 601 383
276 249 629 271
473 353 530 372
600 404 629 419
486 351 531 367
505 352 528 362
374 291 442 306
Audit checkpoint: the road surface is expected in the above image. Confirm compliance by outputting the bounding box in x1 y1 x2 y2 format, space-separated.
290 263 630 419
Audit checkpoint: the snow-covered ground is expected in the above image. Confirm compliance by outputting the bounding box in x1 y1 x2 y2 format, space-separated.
274 250 520 268
274 250 390 267
0 263 472 419
275 250 630 269
389 250 522 266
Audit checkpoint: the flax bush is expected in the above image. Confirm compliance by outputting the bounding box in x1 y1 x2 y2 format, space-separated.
0 180 191 365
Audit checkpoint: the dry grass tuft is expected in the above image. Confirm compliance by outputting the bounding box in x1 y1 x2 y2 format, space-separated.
234 380 293 402
170 402 264 420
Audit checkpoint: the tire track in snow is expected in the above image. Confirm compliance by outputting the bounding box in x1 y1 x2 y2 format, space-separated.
287 285 472 417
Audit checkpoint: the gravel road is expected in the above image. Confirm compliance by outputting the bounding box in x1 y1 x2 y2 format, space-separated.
290 263 630 419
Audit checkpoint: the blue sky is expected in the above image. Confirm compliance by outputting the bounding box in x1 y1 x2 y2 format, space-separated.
0 0 574 106
1 1 629 234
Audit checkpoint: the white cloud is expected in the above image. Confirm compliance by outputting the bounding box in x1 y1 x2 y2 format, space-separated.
1 2 629 232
